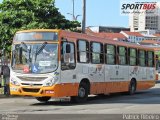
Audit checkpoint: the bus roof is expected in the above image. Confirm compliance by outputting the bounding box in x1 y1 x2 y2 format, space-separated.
16 29 60 33
60 30 155 51
15 29 155 51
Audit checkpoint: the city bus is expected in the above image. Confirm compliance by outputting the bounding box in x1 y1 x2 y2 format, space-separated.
10 29 156 103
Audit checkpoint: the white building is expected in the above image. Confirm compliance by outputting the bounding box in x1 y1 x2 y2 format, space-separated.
129 5 160 33
120 31 144 43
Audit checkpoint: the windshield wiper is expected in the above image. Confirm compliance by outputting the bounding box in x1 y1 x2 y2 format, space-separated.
21 42 31 63
35 42 48 61
21 42 28 52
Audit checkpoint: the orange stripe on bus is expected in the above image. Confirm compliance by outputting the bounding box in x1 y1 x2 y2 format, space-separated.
10 80 155 98
136 81 155 90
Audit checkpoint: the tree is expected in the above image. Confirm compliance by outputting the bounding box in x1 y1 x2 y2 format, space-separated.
0 0 81 56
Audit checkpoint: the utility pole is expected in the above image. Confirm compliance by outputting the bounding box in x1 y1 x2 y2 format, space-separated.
72 0 75 20
82 0 86 33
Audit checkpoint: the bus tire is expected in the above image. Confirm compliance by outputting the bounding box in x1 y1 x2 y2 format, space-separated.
71 82 89 103
36 97 51 102
128 79 136 95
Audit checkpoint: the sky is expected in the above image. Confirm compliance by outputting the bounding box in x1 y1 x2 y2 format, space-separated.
55 0 129 27
0 0 159 28
0 0 129 27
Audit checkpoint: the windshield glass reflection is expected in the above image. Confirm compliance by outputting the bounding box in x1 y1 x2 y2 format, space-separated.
11 43 58 74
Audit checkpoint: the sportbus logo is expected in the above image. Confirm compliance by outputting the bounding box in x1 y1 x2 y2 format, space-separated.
120 0 160 16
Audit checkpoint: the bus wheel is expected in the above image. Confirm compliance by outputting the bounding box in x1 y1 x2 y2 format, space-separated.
128 79 136 95
71 82 89 103
36 97 51 102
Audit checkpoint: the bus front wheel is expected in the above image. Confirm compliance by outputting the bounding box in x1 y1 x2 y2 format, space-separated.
36 97 51 102
71 82 89 103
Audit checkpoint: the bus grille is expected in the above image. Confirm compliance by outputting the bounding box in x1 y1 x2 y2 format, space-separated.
17 76 47 82
22 88 40 93
21 83 43 86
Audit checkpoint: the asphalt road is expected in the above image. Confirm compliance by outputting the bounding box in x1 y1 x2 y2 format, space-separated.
0 83 160 120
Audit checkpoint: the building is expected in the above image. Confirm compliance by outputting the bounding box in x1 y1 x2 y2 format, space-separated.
95 32 127 41
129 5 160 32
154 34 160 41
85 27 128 41
121 31 144 43
86 27 160 43
89 26 130 33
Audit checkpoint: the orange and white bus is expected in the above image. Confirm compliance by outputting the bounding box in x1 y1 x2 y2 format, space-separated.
10 29 156 102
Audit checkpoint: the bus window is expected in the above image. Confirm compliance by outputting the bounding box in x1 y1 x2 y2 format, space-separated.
148 51 154 67
91 42 103 64
118 46 127 65
14 32 58 41
61 42 76 70
77 40 89 63
105 44 116 64
129 48 137 66
139 50 146 67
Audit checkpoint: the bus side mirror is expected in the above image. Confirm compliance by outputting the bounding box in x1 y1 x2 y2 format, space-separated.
66 44 71 53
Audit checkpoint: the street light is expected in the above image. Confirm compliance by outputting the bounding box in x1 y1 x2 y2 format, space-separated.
67 13 81 21
67 0 81 21
68 0 86 33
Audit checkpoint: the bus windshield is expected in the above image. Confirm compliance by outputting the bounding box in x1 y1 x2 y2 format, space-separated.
11 43 58 74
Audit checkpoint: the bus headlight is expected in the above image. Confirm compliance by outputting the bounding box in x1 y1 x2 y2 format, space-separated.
44 79 54 86
10 79 20 86
43 77 59 87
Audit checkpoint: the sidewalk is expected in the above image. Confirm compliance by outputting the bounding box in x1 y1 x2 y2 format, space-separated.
0 87 12 98
0 94 11 98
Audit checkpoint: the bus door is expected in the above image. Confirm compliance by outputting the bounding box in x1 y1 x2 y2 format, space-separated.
138 50 147 80
146 51 155 80
116 46 128 81
89 42 105 83
60 41 77 84
104 44 119 82
105 47 128 82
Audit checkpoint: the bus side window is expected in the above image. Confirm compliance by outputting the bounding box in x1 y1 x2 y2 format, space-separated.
139 50 146 67
148 51 154 67
61 41 76 70
105 44 116 64
91 42 104 64
129 48 137 66
77 40 89 63
117 46 127 65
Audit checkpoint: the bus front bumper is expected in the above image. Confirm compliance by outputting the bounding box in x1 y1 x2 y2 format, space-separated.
10 83 79 98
